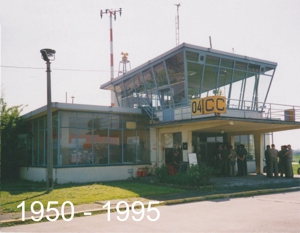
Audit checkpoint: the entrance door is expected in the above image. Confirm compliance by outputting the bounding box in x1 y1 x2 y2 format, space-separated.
197 142 207 164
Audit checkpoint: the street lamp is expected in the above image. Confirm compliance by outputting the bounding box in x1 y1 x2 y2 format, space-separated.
40 48 56 192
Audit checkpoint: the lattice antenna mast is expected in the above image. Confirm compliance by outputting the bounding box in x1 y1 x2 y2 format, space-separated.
175 3 181 46
100 8 122 106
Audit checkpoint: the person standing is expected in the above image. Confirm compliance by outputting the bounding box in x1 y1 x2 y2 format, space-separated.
218 145 229 177
236 145 245 176
278 145 287 177
216 145 222 172
284 144 294 178
265 145 271 177
222 145 230 176
269 144 279 177
172 151 180 171
241 144 248 176
228 145 237 176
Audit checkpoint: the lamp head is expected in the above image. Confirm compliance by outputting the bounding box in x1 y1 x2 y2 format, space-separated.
40 48 56 62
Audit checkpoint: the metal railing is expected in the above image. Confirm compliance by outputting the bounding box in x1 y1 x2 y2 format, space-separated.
143 98 300 123
227 99 300 122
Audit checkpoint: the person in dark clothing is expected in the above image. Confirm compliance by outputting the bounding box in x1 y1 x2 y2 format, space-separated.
220 145 229 176
171 151 180 170
213 145 220 170
265 145 271 177
217 145 223 175
278 145 287 177
241 144 248 176
284 144 294 178
268 144 279 177
236 145 245 176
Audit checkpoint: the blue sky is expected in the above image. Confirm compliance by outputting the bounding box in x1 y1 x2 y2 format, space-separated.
1 0 300 148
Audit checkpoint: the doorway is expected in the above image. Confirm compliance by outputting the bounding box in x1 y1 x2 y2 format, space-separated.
192 132 226 168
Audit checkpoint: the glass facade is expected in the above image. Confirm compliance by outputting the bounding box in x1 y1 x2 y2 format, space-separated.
102 44 276 114
24 111 150 167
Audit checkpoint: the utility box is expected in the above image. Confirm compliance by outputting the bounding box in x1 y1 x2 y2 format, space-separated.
284 109 295 121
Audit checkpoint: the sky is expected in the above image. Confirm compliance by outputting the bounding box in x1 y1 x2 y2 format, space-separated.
1 0 300 149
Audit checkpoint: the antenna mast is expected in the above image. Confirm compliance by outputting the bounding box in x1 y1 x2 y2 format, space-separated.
100 8 122 107
175 3 181 46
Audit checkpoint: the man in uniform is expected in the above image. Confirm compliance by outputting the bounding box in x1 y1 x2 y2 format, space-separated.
236 145 244 176
265 145 271 177
269 144 278 177
284 144 294 178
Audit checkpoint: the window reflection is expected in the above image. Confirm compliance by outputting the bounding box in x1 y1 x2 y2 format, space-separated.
235 61 247 70
187 62 203 99
221 58 234 68
165 52 185 105
201 65 218 95
114 82 128 107
154 62 168 88
109 130 122 164
123 77 138 108
186 51 199 62
206 55 220 66
133 73 147 107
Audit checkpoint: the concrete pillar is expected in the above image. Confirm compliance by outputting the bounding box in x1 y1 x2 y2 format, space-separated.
228 134 235 147
181 130 188 162
150 128 158 168
157 129 164 167
253 132 264 174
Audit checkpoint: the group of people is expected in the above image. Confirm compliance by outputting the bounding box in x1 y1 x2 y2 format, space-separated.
265 144 294 178
217 144 248 177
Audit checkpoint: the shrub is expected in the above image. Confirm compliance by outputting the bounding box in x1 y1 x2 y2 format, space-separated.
155 163 215 187
154 164 169 183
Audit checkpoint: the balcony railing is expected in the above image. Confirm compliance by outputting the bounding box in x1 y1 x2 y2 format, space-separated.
142 98 300 123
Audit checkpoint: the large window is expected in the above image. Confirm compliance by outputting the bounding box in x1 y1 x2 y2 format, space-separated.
165 52 185 106
187 62 203 99
123 77 138 108
26 111 150 167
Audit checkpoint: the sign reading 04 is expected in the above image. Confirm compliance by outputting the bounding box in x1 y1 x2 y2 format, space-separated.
191 96 226 116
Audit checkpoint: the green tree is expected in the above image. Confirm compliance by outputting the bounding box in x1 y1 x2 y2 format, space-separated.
1 98 25 180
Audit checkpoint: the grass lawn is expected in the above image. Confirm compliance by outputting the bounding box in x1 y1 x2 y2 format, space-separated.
1 180 186 213
293 154 300 164
292 163 299 175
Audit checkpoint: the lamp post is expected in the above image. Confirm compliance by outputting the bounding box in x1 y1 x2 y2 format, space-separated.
40 48 56 192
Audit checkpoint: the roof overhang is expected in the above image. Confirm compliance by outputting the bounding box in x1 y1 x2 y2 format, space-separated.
148 116 300 135
100 42 277 90
22 102 142 121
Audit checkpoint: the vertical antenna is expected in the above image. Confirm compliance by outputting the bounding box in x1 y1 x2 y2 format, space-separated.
175 3 181 46
100 8 122 107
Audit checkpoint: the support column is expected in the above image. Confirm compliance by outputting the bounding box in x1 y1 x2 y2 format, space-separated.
228 134 235 147
253 132 264 174
181 130 191 162
158 130 164 167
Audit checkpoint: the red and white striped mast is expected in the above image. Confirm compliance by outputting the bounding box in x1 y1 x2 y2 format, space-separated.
100 8 122 107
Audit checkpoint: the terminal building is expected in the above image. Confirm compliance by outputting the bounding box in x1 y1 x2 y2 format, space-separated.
20 43 300 183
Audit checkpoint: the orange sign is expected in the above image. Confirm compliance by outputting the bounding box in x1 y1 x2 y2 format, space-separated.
191 96 226 115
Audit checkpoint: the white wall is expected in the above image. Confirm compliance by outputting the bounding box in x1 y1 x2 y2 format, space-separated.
20 167 47 182
20 165 150 184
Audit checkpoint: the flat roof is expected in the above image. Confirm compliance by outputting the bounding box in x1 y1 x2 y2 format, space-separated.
100 43 277 89
22 102 142 120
